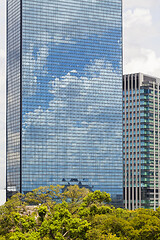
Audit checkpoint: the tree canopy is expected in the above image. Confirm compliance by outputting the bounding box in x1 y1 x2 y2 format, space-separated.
1 185 160 239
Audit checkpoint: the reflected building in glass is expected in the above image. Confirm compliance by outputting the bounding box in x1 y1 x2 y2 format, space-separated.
7 0 123 205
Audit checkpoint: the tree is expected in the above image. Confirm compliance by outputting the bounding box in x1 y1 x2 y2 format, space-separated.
38 205 48 222
2 185 160 240
24 185 64 205
82 190 111 207
62 185 90 203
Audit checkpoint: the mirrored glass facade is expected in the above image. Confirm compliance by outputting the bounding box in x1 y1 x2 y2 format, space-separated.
7 0 123 205
6 0 21 197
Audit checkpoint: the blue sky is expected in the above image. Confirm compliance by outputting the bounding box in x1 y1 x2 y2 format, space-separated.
0 0 160 197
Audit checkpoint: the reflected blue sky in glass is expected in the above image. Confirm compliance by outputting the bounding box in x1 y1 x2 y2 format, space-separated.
21 0 123 204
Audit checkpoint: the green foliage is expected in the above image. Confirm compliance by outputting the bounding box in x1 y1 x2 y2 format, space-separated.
24 185 64 205
63 185 90 203
38 205 48 222
2 185 160 240
0 237 5 240
82 190 111 207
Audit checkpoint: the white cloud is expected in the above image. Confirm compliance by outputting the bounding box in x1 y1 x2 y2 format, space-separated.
0 190 6 205
124 0 160 10
123 2 160 77
0 49 5 59
124 8 152 28
22 59 122 191
124 48 160 77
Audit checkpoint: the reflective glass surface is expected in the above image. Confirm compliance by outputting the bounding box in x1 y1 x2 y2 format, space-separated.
7 0 123 205
6 0 21 196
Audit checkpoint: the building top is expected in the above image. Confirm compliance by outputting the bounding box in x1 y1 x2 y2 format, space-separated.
123 73 160 90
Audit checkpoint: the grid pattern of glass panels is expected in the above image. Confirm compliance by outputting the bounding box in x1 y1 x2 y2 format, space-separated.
7 0 123 205
123 74 160 209
140 86 160 209
6 0 21 196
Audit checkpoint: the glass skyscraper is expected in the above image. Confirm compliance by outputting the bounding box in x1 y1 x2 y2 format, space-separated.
123 73 160 210
7 0 123 205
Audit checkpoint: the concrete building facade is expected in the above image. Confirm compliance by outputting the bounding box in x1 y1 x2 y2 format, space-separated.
123 73 160 210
